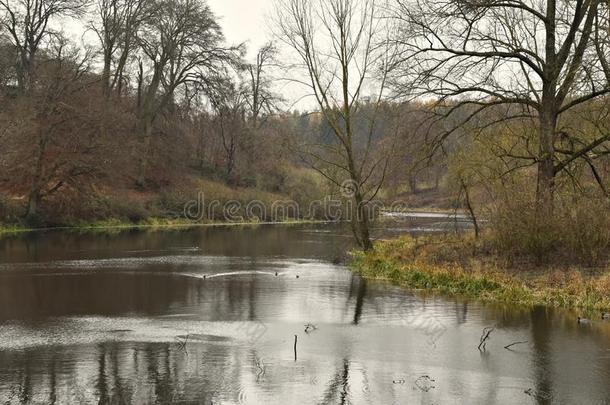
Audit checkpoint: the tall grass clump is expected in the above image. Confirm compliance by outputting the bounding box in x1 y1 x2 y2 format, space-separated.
489 196 610 266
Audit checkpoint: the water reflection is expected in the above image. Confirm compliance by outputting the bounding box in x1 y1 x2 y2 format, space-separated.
531 306 553 404
0 220 609 404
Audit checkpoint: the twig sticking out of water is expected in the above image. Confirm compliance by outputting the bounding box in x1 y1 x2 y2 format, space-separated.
175 334 190 354
524 387 552 401
478 327 494 351
254 356 266 382
304 323 318 334
294 335 298 361
504 341 528 351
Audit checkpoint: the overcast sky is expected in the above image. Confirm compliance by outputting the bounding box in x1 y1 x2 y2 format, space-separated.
207 0 318 110
207 0 274 57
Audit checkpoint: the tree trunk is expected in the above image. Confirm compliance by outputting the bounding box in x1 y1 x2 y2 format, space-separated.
537 0 557 215
25 142 45 222
16 51 32 94
536 155 555 211
226 157 234 179
356 196 373 251
136 118 153 188
25 134 47 222
102 52 112 98
100 53 112 139
461 179 479 239
352 178 373 252
25 189 41 222
409 175 418 194
536 108 556 214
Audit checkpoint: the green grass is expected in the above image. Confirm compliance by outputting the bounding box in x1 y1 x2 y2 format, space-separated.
352 236 610 313
0 217 333 237
0 223 30 234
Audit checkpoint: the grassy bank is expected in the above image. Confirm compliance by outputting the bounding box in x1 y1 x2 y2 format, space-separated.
0 172 336 235
0 217 330 236
0 223 29 234
352 235 610 313
0 218 207 235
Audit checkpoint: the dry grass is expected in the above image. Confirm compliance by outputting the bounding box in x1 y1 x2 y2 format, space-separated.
489 197 610 266
353 234 610 312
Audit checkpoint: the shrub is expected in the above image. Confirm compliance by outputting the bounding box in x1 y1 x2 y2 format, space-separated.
0 194 21 223
489 196 610 265
81 193 152 224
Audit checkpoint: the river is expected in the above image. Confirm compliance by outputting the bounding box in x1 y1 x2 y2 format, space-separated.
0 216 608 404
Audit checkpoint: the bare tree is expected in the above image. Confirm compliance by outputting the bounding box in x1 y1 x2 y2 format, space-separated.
209 78 247 179
90 0 149 98
0 38 17 89
244 42 279 126
134 0 239 187
390 0 610 214
274 0 394 251
0 0 88 92
14 37 97 221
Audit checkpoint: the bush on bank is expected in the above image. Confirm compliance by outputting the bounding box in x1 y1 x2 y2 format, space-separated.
489 196 610 266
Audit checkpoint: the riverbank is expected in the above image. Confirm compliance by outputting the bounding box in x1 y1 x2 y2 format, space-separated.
0 172 334 233
0 218 208 235
352 234 610 313
0 217 333 235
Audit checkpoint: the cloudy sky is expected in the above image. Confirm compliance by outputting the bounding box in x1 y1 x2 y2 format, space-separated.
207 0 320 110
207 0 274 57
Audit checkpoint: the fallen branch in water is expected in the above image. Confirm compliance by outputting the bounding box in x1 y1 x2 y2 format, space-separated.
478 327 494 351
175 333 190 354
504 341 528 350
294 334 298 361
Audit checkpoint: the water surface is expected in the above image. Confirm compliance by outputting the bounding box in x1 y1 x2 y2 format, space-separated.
0 219 608 404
